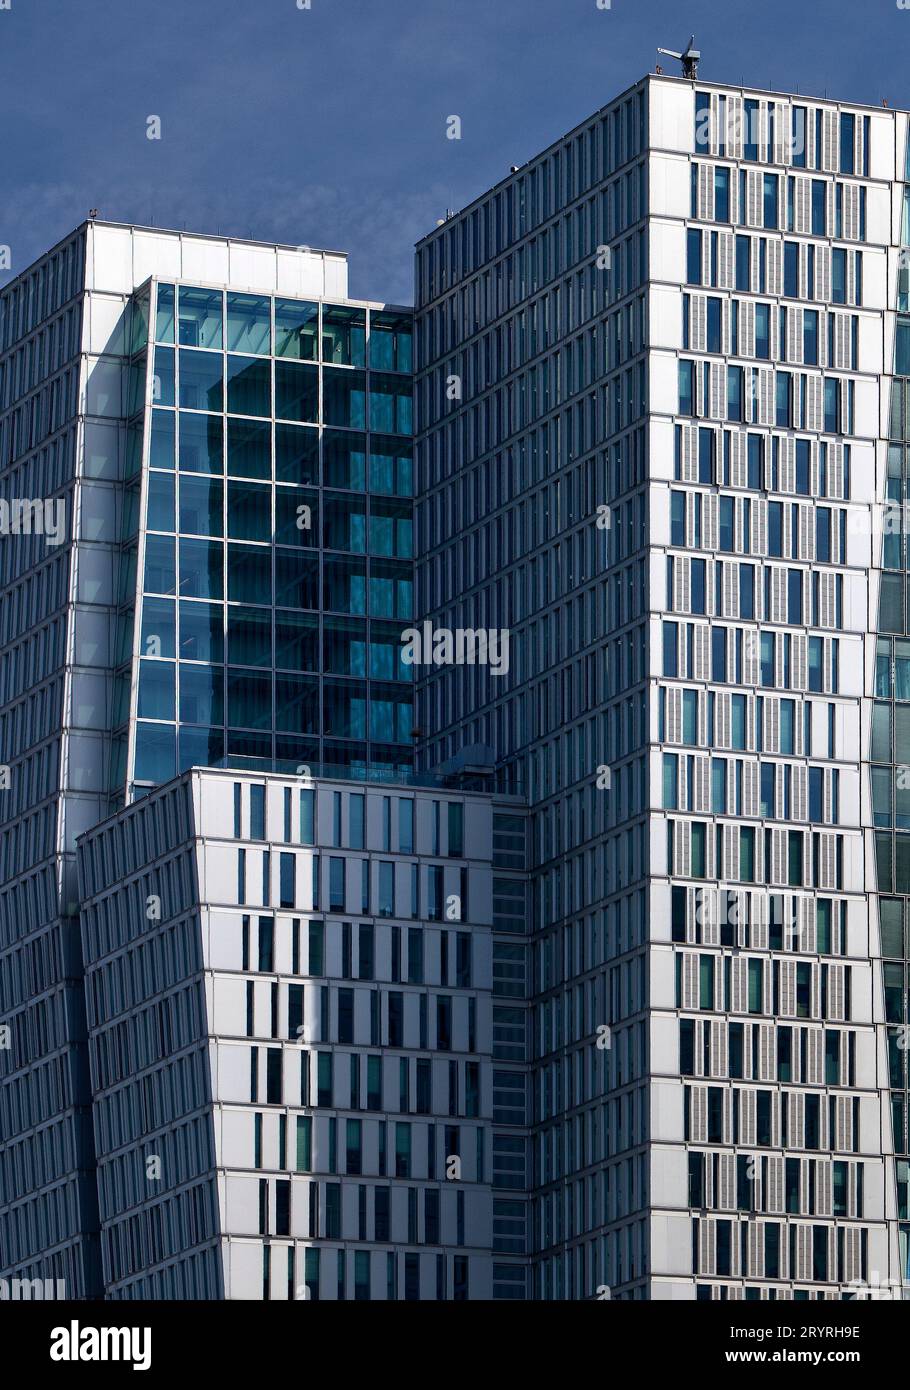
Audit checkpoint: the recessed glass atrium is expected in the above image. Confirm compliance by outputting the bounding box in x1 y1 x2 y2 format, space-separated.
121 281 414 795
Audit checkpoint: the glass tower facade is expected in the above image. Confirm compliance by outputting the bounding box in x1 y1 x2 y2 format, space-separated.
129 284 414 797
0 225 102 1299
871 140 910 1285
414 75 905 1299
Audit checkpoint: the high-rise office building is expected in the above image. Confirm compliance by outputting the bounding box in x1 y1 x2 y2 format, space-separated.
77 767 526 1299
0 222 413 1298
5 67 910 1302
414 72 909 1299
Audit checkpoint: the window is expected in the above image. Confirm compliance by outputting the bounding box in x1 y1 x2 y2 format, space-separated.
708 1087 724 1143
715 166 730 222
691 822 707 878
744 99 758 160
448 801 464 856
832 248 847 305
792 107 807 168
780 699 796 755
768 502 782 558
811 180 826 236
407 928 424 984
346 1118 362 1175
731 695 746 750
784 242 798 298
740 827 755 882
763 174 778 229
739 565 754 620
839 112 855 174
317 1052 333 1106
679 360 695 416
756 1091 772 1146
663 621 678 677
760 762 774 818
250 784 266 840
338 988 354 1044
789 832 804 889
379 862 394 916
670 491 686 546
325 1183 341 1239
727 366 743 422
349 793 365 849
296 1116 312 1171
329 857 345 912
694 89 711 147
735 235 749 291
896 317 910 377
682 689 698 744
711 626 726 682
699 954 714 1009
398 798 414 855
711 758 726 814
687 228 702 285
309 920 324 975
694 553 708 614
698 428 714 482
706 297 721 353
294 790 315 850
280 853 295 909
395 1123 411 1177
427 865 443 919
663 754 679 809
719 497 734 552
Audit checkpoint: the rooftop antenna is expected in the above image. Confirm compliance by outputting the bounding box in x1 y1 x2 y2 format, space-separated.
657 35 700 80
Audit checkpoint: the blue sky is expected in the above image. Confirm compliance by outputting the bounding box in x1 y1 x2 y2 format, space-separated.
0 0 906 303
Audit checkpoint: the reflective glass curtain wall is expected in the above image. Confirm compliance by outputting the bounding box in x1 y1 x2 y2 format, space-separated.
127 283 414 795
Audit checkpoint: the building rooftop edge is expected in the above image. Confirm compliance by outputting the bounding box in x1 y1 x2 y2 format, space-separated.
415 69 908 251
75 767 526 845
1 219 413 312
